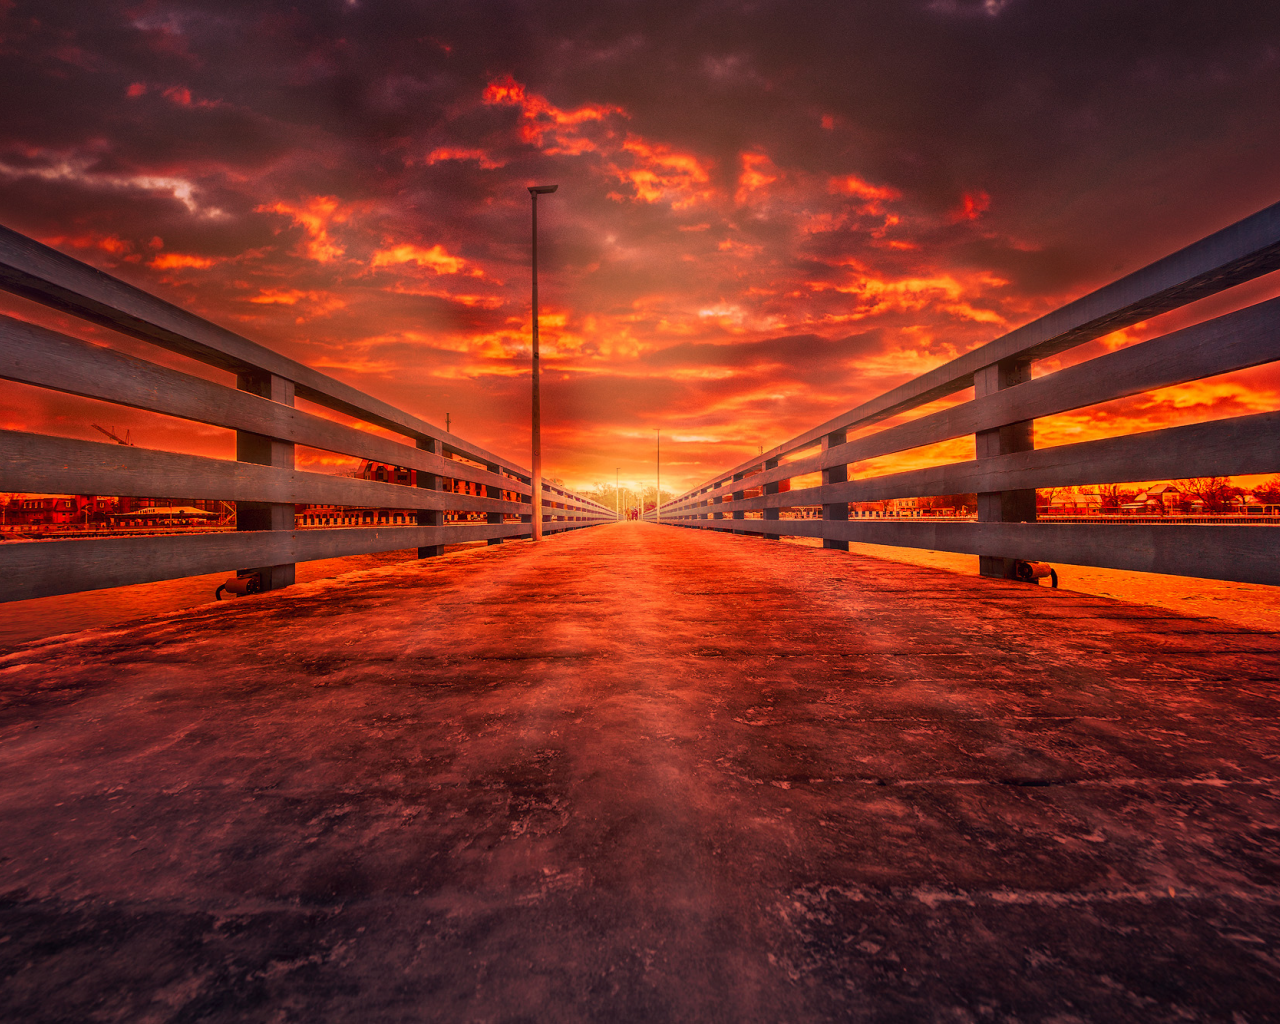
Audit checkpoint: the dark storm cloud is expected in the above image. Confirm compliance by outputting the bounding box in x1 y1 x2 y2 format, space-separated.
2 0 1279 488
643 331 884 374
7 1 1278 255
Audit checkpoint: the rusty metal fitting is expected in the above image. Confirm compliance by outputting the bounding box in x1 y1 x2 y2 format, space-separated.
1014 560 1058 588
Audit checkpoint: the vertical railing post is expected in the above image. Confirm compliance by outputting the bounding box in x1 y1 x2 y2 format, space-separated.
235 371 295 590
821 429 849 550
731 472 746 534
762 456 781 540
713 485 724 524
975 358 1035 577
518 473 533 537
416 437 443 558
485 461 503 545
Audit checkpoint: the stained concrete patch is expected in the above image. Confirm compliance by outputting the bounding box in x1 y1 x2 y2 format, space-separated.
1 523 1278 1022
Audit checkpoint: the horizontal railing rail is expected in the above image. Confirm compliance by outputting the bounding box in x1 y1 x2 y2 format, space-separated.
649 199 1280 587
0 226 613 602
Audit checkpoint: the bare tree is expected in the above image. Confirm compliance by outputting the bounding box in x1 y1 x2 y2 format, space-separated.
638 484 674 513
919 492 976 513
1252 477 1280 505
1183 477 1234 513
1096 483 1134 511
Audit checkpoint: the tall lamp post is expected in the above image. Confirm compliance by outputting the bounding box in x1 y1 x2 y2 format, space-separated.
528 184 558 542
616 468 620 521
655 428 661 527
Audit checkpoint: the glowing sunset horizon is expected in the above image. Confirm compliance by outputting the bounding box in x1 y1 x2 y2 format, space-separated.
2 2 1279 497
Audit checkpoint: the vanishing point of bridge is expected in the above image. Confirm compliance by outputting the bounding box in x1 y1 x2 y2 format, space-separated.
2 201 1280 1020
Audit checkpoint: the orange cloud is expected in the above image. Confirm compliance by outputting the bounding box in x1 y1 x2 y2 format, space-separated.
83 234 130 254
256 196 352 262
43 232 133 255
736 151 778 203
804 266 1004 325
940 301 1005 325
815 174 902 222
948 190 991 222
1034 373 1280 454
387 282 504 308
871 213 900 239
609 139 713 209
149 252 216 269
829 175 899 203
156 84 221 109
248 289 307 305
248 288 346 313
482 75 623 155
311 355 399 376
424 147 504 169
371 243 474 275
479 76 715 210
717 238 763 257
800 212 845 235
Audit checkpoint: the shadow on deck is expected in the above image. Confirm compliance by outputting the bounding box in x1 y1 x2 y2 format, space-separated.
3 522 1279 1022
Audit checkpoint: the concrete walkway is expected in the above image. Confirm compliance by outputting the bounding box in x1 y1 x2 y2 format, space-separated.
2 523 1279 1023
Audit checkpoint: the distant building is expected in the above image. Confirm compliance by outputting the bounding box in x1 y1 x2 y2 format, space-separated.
131 497 227 517
295 459 524 527
109 506 219 527
7 494 119 526
1247 492 1280 514
1137 485 1185 512
2 494 231 529
1040 491 1104 515
12 495 78 525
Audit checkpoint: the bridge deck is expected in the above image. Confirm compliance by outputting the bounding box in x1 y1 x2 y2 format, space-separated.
3 523 1280 1022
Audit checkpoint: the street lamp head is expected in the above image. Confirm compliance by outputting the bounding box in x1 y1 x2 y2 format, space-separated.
528 184 559 194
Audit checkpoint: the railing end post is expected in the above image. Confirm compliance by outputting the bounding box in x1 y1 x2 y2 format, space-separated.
235 371 296 591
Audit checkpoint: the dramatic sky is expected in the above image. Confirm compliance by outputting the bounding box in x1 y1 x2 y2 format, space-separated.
2 0 1279 494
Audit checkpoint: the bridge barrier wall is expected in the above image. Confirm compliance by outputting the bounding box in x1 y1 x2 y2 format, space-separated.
0 226 614 602
648 199 1280 587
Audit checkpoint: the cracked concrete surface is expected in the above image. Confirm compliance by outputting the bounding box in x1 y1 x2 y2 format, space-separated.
2 523 1279 1022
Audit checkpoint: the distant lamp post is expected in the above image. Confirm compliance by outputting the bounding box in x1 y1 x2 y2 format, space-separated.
616 468 620 521
528 184 558 542
655 428 661 526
